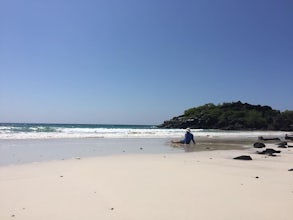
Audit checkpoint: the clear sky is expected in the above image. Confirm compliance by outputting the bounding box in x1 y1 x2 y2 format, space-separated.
1 0 292 125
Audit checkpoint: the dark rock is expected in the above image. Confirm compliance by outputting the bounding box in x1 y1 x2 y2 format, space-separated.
158 102 293 130
253 142 266 148
285 134 293 141
158 115 196 129
266 148 281 154
255 176 259 179
258 136 280 141
257 148 281 156
277 141 287 147
288 145 293 148
233 155 252 160
288 169 293 171
257 151 266 155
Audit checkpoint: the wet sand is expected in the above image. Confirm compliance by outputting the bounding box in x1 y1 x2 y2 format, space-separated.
0 137 249 166
0 138 182 166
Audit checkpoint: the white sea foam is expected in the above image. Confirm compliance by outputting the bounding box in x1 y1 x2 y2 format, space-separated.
0 125 289 140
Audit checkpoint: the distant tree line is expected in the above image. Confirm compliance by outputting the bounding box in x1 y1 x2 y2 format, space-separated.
159 101 293 131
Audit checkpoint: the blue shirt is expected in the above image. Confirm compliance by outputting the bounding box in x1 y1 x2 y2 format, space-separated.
182 132 195 144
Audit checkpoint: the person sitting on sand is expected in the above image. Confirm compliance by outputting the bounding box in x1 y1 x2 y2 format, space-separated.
172 128 195 144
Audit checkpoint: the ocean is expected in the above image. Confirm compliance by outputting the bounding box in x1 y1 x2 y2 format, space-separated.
0 123 187 165
0 123 289 140
0 123 171 139
0 123 291 166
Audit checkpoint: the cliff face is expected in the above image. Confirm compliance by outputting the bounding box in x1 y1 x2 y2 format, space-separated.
158 101 293 131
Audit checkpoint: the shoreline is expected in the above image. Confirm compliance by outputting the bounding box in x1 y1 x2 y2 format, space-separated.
0 138 181 166
0 141 293 220
0 137 255 166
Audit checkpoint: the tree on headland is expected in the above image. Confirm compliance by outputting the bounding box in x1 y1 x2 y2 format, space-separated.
159 101 293 131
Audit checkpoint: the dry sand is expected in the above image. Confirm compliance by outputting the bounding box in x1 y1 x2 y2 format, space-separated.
1 143 293 220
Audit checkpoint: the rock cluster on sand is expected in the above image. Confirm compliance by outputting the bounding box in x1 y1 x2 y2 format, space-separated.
252 138 293 156
234 136 292 160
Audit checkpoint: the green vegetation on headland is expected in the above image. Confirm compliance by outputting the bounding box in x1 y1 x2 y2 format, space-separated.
159 101 293 131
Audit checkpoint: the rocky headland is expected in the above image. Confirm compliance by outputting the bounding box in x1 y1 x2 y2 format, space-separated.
159 101 293 131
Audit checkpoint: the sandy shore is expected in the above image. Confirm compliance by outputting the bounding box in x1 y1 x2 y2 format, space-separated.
1 142 293 220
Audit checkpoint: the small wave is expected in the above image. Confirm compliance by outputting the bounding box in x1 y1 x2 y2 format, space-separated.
0 123 289 140
34 126 58 133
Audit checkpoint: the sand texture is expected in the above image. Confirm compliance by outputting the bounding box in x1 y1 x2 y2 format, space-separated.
1 143 293 220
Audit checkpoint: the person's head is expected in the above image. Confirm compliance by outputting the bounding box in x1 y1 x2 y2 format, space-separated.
186 128 191 133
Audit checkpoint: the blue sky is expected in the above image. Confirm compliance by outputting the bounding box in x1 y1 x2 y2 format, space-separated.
1 0 292 125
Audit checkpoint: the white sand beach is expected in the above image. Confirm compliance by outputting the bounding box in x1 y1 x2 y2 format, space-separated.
1 141 293 220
